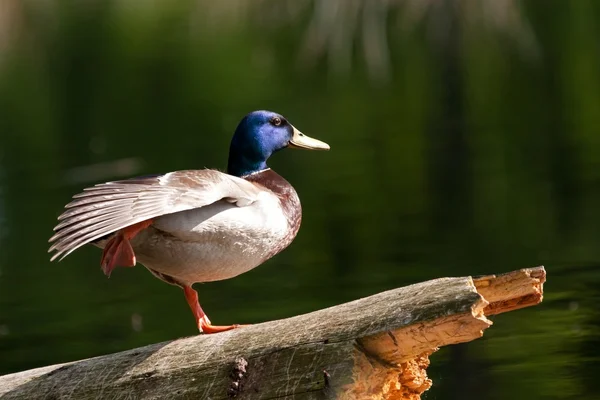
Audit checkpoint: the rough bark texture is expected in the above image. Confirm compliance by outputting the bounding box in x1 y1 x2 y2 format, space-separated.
0 266 546 400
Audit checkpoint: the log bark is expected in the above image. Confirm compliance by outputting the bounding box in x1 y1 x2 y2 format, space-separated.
0 266 546 400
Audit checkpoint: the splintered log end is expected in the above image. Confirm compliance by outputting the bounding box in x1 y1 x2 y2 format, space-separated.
473 266 546 315
345 348 434 400
341 266 546 399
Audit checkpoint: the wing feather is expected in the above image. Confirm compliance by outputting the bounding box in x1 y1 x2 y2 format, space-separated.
49 169 262 261
51 209 127 239
54 204 132 228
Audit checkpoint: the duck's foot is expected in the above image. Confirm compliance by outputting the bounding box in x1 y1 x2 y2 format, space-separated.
100 220 152 277
101 235 135 276
183 285 245 334
198 316 241 334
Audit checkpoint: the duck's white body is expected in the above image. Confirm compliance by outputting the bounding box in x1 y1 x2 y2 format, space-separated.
51 168 302 287
125 190 294 285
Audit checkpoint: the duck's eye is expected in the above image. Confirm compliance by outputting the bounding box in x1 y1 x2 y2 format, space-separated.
271 117 282 126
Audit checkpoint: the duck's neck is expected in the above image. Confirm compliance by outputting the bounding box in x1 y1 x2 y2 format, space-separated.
227 154 268 177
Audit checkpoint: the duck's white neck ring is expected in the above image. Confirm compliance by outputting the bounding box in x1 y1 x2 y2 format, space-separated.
241 168 271 178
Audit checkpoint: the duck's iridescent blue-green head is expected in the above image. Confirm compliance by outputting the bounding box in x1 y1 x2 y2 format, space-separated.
227 110 330 177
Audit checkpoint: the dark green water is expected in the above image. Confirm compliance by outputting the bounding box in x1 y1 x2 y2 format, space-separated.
1 1 600 399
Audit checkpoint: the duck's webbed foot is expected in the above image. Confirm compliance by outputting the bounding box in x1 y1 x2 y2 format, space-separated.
100 220 152 277
183 286 245 334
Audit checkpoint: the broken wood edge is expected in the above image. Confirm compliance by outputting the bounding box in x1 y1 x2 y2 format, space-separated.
473 266 546 315
344 266 546 400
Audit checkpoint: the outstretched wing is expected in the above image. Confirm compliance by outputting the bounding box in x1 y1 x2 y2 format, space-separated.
48 169 263 261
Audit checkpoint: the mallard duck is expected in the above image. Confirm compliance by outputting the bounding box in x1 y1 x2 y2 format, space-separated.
48 110 329 333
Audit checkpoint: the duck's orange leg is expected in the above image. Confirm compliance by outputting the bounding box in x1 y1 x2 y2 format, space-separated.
183 286 243 334
101 220 153 277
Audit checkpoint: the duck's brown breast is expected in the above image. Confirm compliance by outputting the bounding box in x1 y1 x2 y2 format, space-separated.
244 169 302 259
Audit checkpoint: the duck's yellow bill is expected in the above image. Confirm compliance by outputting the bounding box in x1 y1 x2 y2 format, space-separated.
289 126 330 150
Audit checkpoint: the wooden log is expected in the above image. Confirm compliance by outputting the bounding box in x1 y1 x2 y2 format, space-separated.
0 266 546 400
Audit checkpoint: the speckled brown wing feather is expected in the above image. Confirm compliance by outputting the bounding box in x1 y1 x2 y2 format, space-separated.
48 169 263 261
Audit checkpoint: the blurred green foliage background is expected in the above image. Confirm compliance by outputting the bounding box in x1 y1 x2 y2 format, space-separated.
1 1 600 399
